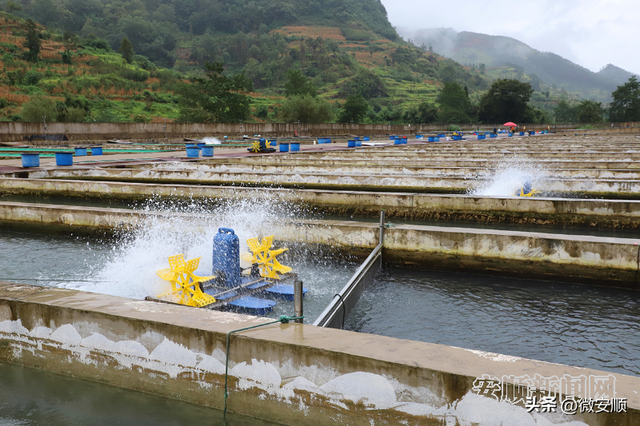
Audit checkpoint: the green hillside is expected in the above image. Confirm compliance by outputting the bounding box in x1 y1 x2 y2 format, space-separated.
14 0 397 67
3 0 495 124
5 0 624 125
0 13 184 123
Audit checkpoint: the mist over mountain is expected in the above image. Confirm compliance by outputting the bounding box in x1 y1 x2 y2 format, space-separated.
598 64 638 86
399 28 629 102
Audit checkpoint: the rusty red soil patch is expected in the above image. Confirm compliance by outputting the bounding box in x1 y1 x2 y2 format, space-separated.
273 26 347 42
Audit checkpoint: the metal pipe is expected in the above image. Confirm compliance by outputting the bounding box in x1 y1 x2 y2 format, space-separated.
294 279 303 323
379 209 385 245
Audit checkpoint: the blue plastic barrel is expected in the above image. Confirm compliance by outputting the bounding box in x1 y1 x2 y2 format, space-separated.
21 153 39 168
348 140 356 147
318 138 324 144
197 142 206 149
390 136 396 140
508 133 513 137
478 135 486 140
428 136 435 142
55 152 73 166
402 137 408 144
91 146 103 155
363 136 370 141
268 140 277 147
326 138 331 143
356 140 362 147
438 134 445 137
75 147 87 156
519 132 525 136
279 143 289 152
434 137 440 142
394 138 402 145
186 147 200 157
201 145 214 157
212 228 241 287
354 137 360 141
290 142 300 151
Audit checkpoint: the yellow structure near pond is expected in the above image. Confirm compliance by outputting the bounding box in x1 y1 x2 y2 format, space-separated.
242 235 292 279
156 254 216 307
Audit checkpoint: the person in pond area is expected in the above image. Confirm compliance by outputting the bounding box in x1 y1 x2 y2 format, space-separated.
493 125 497 134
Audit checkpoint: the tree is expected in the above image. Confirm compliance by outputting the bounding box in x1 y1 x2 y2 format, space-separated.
553 99 577 123
576 100 603 123
119 36 135 64
340 68 388 100
4 1 22 13
284 69 316 97
403 101 438 124
478 79 534 124
279 95 334 123
338 94 369 124
609 76 640 122
23 20 41 63
436 81 475 124
21 96 57 122
177 62 252 123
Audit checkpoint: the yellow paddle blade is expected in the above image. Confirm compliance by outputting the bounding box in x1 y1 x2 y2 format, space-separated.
156 255 215 307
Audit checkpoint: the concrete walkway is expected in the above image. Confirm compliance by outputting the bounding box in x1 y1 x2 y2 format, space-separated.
0 140 404 172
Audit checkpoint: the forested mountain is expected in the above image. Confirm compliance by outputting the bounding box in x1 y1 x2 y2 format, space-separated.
1 0 628 125
15 0 397 67
399 28 620 102
598 64 638 86
2 0 496 124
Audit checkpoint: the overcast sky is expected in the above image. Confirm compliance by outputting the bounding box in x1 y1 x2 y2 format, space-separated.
381 0 640 75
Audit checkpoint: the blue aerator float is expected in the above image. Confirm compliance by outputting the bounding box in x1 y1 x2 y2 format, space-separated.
154 228 307 315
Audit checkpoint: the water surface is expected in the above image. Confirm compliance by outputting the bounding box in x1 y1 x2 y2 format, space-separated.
345 267 640 377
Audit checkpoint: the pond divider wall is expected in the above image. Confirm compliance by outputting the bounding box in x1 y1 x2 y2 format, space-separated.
4 178 640 228
314 212 385 329
1 201 639 289
0 282 637 425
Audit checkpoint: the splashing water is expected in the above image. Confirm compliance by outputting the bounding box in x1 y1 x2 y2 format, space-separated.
63 193 311 301
201 137 222 144
468 159 547 197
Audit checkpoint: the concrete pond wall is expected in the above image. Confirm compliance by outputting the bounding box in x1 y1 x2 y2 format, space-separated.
0 282 637 425
1 201 640 289
0 122 584 143
4 178 640 228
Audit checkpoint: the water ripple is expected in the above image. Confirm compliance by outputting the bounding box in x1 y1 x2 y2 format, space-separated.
345 268 640 377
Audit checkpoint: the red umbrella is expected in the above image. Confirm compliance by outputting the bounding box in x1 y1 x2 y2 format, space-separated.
503 122 517 127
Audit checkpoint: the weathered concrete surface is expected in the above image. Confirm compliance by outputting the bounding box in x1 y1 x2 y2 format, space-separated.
209 156 640 170
13 167 640 197
272 220 640 289
1 201 639 288
0 282 637 425
127 161 640 180
8 177 640 228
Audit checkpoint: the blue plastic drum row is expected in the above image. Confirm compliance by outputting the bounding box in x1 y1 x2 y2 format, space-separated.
21 147 104 168
279 142 300 152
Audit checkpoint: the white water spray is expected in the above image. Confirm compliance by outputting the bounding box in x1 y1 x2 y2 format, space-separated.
63 194 306 301
469 158 547 197
201 137 222 144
